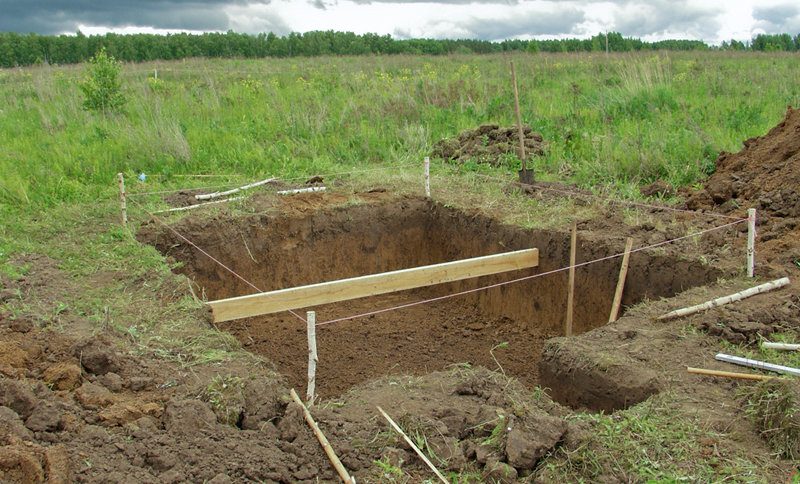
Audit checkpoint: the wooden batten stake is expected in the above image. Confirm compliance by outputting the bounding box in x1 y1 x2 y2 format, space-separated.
687 367 780 381
306 311 318 406
747 208 756 278
510 61 527 171
566 218 577 336
608 238 634 324
290 389 355 484
118 173 127 228
376 406 449 484
424 157 431 197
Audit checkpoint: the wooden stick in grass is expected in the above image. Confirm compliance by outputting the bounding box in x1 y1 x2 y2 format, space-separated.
658 277 790 321
376 406 450 484
289 389 355 484
687 367 781 381
608 237 634 324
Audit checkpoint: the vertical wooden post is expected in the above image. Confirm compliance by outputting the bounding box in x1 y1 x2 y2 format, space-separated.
154 69 158 80
118 173 127 228
424 156 430 197
609 238 634 324
510 61 527 171
747 208 756 278
566 218 577 336
306 311 318 406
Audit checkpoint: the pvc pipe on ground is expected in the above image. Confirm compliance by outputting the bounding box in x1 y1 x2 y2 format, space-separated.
715 353 800 376
762 342 800 351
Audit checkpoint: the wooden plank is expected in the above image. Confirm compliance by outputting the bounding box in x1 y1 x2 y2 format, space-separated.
208 248 539 322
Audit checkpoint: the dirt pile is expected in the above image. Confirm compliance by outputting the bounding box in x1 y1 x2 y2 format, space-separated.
685 106 800 216
432 123 548 166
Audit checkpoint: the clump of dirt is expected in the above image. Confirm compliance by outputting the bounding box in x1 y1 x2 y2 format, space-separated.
432 123 548 165
685 106 800 215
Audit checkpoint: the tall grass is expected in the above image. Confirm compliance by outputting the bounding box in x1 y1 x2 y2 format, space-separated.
0 51 796 209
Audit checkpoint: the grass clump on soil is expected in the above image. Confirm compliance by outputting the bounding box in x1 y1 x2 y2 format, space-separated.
200 374 246 427
744 379 800 460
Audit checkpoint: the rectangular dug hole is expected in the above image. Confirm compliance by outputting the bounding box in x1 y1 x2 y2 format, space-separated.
142 197 722 399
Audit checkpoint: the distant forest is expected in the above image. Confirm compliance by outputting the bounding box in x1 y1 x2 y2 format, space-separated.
0 29 798 68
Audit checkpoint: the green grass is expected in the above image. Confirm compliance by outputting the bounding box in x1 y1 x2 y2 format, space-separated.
0 51 797 212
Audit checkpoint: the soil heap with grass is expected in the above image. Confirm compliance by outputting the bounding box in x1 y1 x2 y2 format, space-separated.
432 123 548 166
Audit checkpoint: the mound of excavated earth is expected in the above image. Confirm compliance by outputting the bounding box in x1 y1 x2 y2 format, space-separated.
432 123 548 166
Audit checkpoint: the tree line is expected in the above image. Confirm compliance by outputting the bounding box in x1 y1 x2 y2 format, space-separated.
0 29 798 68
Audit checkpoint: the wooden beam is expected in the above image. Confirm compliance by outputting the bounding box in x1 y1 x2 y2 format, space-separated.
208 248 539 323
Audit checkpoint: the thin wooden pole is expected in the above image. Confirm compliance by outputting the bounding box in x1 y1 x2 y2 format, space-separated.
687 367 780 381
747 208 756 278
306 311 318 406
608 238 634 324
424 157 431 197
566 218 577 336
118 173 127 228
510 61 527 172
376 406 449 484
290 389 355 484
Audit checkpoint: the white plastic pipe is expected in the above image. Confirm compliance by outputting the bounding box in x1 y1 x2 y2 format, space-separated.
762 342 800 351
715 353 800 376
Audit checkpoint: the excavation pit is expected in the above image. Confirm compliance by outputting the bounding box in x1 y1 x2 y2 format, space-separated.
138 194 726 403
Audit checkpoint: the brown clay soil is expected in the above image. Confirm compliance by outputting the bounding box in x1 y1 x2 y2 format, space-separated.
1 108 800 483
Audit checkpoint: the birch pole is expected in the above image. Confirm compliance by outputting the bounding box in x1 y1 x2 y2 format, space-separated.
658 277 790 321
747 208 756 278
424 157 431 197
307 311 318 406
118 173 127 228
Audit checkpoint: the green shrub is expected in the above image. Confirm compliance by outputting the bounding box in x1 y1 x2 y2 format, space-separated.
80 48 126 114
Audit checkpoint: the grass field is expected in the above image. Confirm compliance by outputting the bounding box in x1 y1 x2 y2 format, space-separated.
1 50 799 483
1 50 798 212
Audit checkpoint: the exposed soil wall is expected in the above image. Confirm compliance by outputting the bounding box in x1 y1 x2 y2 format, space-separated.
138 196 723 399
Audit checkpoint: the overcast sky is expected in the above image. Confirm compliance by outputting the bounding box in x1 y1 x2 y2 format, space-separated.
1 0 799 44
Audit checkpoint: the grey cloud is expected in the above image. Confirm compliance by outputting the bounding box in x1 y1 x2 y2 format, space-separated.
753 3 800 34
0 0 271 35
611 0 722 39
354 0 519 5
753 4 800 24
394 6 584 41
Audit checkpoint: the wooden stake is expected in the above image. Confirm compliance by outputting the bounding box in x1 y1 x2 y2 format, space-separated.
687 367 780 381
510 61 527 171
290 389 355 484
608 238 634 324
424 156 431 197
658 277 790 321
118 173 127 228
306 311 318 406
566 218 577 336
376 406 450 484
747 208 756 278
